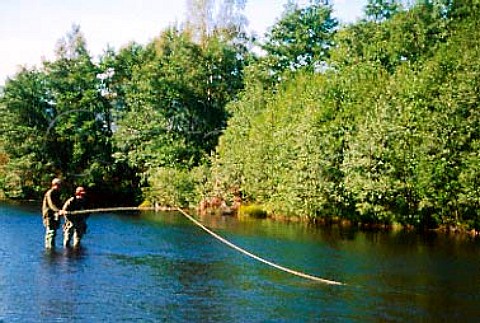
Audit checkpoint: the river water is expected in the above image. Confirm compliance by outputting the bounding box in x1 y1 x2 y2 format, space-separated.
1 202 480 322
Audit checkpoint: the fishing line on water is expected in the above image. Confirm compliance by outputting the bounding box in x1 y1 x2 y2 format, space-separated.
68 206 345 286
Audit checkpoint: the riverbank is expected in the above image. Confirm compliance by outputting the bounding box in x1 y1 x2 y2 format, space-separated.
270 213 480 239
2 196 479 239
194 200 480 239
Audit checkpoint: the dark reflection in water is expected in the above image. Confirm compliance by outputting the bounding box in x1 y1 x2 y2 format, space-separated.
1 202 480 321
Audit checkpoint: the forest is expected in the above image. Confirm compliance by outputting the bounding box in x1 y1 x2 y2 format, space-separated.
1 0 479 232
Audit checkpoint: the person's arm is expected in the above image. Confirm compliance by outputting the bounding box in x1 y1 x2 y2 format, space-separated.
62 197 75 220
46 190 61 212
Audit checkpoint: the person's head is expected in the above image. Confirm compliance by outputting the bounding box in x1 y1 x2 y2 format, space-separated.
75 186 86 199
51 178 62 190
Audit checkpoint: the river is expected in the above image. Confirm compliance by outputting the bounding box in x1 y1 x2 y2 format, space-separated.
1 202 480 321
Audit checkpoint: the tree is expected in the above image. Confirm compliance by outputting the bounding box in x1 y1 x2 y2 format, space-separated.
365 0 403 22
42 26 113 183
0 25 120 200
216 0 248 36
114 28 247 173
98 42 148 115
185 0 249 44
208 0 480 230
331 2 450 73
185 0 215 42
0 69 51 197
250 0 337 87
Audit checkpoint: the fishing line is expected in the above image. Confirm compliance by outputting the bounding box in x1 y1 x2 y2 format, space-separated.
68 206 345 286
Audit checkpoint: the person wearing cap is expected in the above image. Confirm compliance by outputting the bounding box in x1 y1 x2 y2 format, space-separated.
62 186 89 248
42 178 65 249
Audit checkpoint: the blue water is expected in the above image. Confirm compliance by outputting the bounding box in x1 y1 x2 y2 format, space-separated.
1 202 480 321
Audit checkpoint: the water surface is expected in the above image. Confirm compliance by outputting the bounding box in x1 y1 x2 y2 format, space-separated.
1 202 479 321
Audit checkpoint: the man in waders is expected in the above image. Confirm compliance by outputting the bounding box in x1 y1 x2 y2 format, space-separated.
42 178 65 249
62 187 89 248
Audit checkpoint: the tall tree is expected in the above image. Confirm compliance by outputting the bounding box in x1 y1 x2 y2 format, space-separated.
0 69 51 197
185 0 215 42
215 0 248 36
250 0 337 87
43 25 113 182
185 0 249 46
0 25 116 198
114 28 247 175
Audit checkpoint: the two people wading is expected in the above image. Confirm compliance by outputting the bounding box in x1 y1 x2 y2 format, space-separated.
42 178 89 249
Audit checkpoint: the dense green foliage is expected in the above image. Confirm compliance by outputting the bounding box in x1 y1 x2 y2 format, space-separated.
1 0 479 231
210 0 480 229
0 20 248 205
0 26 124 202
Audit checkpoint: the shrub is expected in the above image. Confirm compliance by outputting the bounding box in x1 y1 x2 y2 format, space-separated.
144 167 198 208
238 204 268 219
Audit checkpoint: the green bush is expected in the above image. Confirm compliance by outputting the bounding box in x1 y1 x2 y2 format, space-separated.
238 205 268 219
144 167 199 208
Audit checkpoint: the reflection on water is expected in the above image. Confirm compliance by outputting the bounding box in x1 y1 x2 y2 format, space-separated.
1 202 480 321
